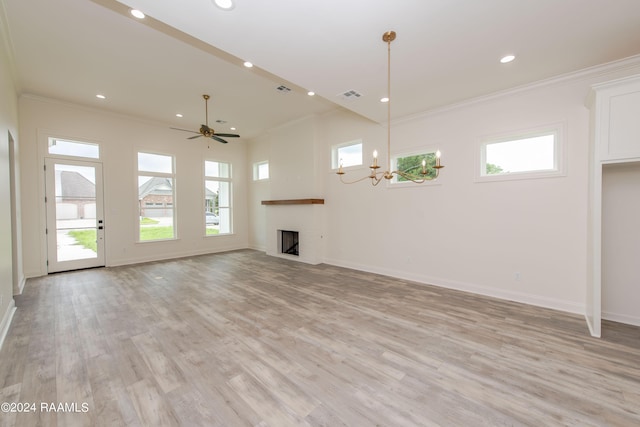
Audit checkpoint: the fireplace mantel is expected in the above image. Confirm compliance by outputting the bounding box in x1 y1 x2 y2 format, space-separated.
261 198 324 205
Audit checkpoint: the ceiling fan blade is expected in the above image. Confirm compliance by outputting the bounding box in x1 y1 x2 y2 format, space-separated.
170 127 199 134
214 133 240 138
211 135 228 144
188 135 203 140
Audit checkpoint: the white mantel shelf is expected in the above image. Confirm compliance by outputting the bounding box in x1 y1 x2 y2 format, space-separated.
261 199 324 205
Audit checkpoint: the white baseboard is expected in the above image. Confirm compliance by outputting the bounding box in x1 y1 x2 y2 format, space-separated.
323 256 585 316
0 299 16 351
17 276 26 295
602 311 640 327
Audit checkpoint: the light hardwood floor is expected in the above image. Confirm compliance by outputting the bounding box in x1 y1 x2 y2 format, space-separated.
1 249 639 426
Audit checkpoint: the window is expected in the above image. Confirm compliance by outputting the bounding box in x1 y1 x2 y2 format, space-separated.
253 161 269 180
478 126 564 181
392 150 439 183
137 152 175 241
48 137 99 159
332 140 363 169
205 160 232 235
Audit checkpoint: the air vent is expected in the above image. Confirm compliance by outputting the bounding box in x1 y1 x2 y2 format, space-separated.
276 85 292 94
338 89 363 101
215 119 227 124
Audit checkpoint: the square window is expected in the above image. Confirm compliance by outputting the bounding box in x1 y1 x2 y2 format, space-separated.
253 161 269 180
332 140 363 169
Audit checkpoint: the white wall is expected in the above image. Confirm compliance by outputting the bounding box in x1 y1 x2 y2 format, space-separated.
19 96 249 277
0 13 20 346
602 162 640 326
248 61 640 318
247 115 326 263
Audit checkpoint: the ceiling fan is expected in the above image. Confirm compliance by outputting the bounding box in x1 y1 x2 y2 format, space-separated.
170 94 240 144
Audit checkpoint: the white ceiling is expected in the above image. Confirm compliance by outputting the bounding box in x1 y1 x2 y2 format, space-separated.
3 0 640 140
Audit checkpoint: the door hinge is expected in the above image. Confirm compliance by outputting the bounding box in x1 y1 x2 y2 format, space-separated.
45 228 48 235
44 164 46 171
46 260 49 266
45 196 47 203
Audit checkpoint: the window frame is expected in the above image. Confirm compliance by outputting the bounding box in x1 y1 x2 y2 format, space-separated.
476 124 566 183
136 151 177 243
253 160 270 181
332 139 363 170
388 146 442 188
204 159 233 236
46 136 100 160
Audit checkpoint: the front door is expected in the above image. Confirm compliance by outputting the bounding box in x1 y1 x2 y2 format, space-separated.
45 158 105 272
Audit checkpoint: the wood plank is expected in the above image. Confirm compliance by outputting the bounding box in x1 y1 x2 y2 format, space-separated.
0 249 639 426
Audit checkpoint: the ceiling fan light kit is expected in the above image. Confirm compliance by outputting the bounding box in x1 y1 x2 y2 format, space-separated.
170 94 240 144
337 31 444 186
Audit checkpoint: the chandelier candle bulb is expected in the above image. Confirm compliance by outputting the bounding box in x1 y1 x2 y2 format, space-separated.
422 159 427 174
436 150 442 168
372 150 379 168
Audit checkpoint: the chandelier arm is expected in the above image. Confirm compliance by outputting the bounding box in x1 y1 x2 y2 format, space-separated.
394 169 440 183
338 174 378 185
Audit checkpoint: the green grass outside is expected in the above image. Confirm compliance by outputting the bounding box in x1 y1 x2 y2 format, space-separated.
140 217 160 225
67 225 219 250
140 226 175 241
67 229 98 252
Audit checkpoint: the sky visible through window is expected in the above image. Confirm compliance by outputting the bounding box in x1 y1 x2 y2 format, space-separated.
485 134 555 174
337 143 362 168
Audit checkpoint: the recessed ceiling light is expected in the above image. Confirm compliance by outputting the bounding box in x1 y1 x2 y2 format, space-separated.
380 97 389 103
130 9 145 19
96 94 106 99
230 127 237 131
213 0 235 10
243 61 253 68
307 91 315 96
175 113 183 118
500 55 515 64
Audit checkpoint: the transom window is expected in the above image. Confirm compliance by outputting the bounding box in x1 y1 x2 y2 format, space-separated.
478 126 564 181
48 137 100 159
253 161 269 180
392 150 438 183
332 140 363 169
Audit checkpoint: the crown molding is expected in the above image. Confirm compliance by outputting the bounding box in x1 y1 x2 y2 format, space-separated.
395 54 640 126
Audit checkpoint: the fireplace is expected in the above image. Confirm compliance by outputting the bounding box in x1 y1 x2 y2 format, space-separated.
279 230 299 256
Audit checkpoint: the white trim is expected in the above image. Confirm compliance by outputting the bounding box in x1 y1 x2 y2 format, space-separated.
331 139 363 170
475 122 567 183
395 54 640 126
324 256 585 317
602 311 640 328
0 299 16 351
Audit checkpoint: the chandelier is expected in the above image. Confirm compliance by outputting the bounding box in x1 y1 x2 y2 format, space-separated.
337 31 444 185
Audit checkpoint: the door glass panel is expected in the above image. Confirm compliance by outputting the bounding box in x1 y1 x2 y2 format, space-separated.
54 164 98 261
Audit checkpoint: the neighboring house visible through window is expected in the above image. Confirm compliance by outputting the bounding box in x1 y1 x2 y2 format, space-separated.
55 170 96 219
137 152 176 241
205 160 232 235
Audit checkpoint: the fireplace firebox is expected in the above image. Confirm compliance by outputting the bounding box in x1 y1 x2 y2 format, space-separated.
279 230 299 256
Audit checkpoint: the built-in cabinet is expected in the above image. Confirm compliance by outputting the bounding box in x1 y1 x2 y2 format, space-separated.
587 74 640 337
